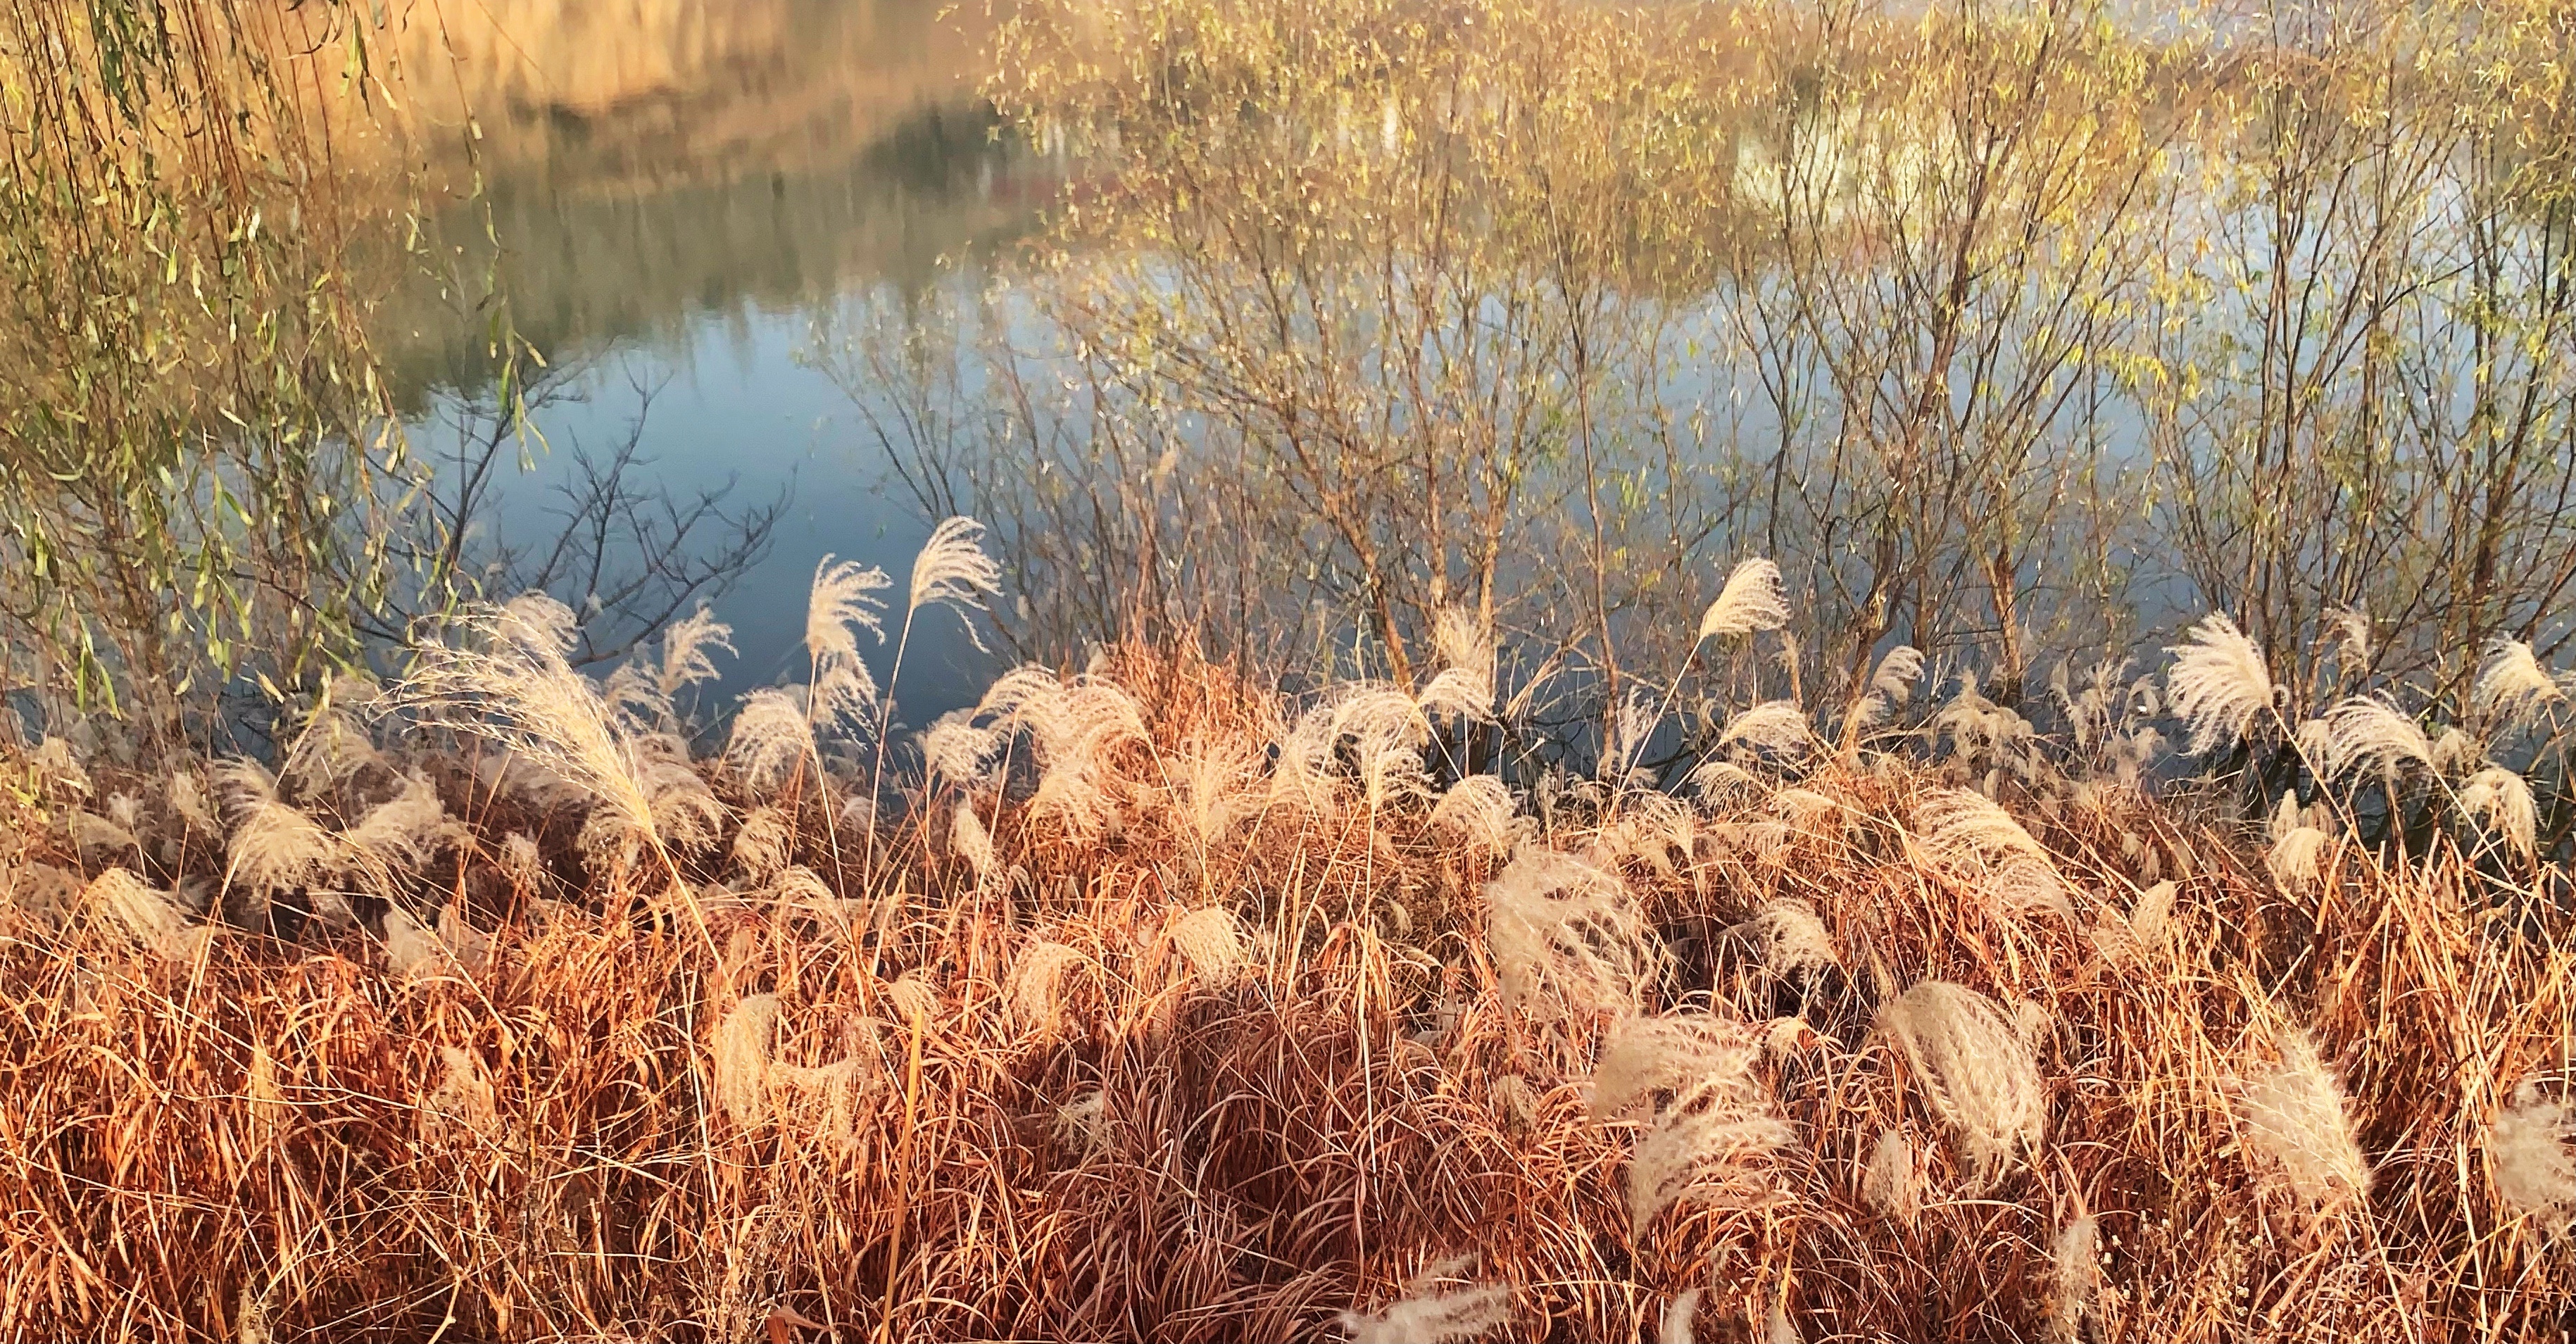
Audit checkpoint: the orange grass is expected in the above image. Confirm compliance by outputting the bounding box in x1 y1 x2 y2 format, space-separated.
1 655 2572 1342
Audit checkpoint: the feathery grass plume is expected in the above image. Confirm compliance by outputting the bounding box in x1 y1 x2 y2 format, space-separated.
1728 898 1838 981
1334 685 1433 810
1992 858 2074 918
401 594 670 869
2129 879 2178 948
2012 998 2056 1047
1929 673 2039 777
2266 825 2335 892
1850 643 1927 734
1601 690 1661 786
1916 788 2051 861
2458 766 2538 859
2474 638 2563 729
641 748 727 851
2268 789 2302 843
28 735 92 798
1169 905 1249 987
1914 789 2069 915
1873 981 2047 1184
1771 786 1838 830
214 758 346 903
68 809 139 860
806 554 892 674
2053 658 2150 768
730 806 795 881
2103 722 2166 787
1270 699 1345 812
805 555 891 731
1659 1289 1702 1344
950 801 996 886
1339 1255 1512 1344
2101 875 2184 957
905 516 1003 648
1721 701 1815 758
604 608 736 733
979 664 1074 738
888 972 940 1025
2046 1213 2100 1344
1483 847 1657 1020
2166 613 2277 755
1698 558 1792 640
82 868 190 953
1600 790 1696 879
278 698 387 797
497 832 544 891
238 1284 272 1344
654 606 735 710
1687 757 1767 800
421 1046 501 1142
2430 726 2484 777
381 907 446 979
1054 1090 1110 1150
772 1055 866 1150
1490 1074 1542 1133
1007 941 1086 1041
341 774 465 895
601 662 662 736
1742 819 1796 869
714 993 782 1129
920 710 1003 790
1417 605 1497 722
2488 1081 2576 1236
167 771 218 834
1861 1126 1921 1224
1165 738 1259 850
2239 1029 2370 1210
762 864 836 910
992 670 1147 836
725 687 822 795
1592 1013 1797 1233
2320 696 2432 779
2 861 80 930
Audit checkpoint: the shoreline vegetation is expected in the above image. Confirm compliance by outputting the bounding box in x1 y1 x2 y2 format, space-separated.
6 0 2576 1338
2 531 2573 1340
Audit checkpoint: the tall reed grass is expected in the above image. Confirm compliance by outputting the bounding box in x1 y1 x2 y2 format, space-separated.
2 526 2572 1340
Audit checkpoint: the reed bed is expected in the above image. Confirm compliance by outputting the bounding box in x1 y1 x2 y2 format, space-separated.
4 555 2574 1341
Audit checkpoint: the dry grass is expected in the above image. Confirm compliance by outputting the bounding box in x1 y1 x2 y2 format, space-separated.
2 629 2573 1342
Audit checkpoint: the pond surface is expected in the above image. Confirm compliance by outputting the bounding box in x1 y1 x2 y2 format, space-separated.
392 0 1040 729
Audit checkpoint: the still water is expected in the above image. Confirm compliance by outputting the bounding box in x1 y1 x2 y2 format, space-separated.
393 0 1036 728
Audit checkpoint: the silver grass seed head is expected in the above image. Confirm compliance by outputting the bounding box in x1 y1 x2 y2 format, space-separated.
907 516 1003 650
1873 981 2048 1185
2459 766 2539 860
2165 613 2276 757
1721 701 1815 757
2238 1029 2370 1210
2474 638 2563 728
1699 558 1792 641
1340 1259 1511 1344
2489 1081 2576 1233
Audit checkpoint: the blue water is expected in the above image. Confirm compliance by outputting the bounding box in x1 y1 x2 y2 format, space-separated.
401 3 1027 731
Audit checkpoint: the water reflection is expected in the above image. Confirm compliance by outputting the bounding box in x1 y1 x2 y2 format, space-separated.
381 0 1041 722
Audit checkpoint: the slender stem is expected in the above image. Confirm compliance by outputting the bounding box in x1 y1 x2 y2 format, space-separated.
1616 634 1707 810
862 606 918 980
